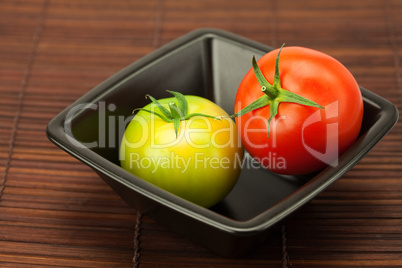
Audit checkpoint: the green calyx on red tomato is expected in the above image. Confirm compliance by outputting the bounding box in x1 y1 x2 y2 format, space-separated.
232 45 363 175
231 44 324 137
120 91 243 208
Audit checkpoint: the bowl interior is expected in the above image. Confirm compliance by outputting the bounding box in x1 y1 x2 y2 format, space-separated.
67 34 384 221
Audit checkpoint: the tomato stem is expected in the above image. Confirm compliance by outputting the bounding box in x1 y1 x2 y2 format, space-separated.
230 44 324 138
134 90 221 138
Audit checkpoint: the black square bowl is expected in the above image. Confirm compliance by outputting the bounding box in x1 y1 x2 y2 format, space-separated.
46 28 399 257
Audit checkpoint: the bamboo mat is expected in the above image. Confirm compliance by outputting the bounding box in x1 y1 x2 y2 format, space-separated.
1 0 401 267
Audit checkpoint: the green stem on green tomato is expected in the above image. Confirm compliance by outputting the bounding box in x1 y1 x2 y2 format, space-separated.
230 44 324 137
134 90 221 138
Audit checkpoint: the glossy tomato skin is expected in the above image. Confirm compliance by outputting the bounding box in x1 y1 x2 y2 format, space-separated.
235 47 363 175
120 96 243 208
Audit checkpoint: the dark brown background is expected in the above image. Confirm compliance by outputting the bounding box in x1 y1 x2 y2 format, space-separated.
1 0 401 267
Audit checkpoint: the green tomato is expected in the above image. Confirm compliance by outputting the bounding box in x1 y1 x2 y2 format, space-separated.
120 92 243 208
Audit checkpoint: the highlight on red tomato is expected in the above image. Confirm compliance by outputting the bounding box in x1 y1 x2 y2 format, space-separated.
232 45 364 175
120 91 243 208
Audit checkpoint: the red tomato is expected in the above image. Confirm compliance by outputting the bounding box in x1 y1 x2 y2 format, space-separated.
234 46 363 175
